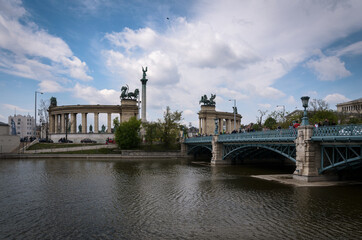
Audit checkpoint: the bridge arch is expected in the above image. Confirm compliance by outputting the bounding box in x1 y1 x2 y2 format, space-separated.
223 144 296 163
187 145 212 155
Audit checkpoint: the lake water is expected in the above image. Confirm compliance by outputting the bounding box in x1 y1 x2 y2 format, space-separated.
0 159 361 239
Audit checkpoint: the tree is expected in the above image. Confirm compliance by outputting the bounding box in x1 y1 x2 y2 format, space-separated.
159 106 182 148
264 117 277 129
89 124 93 133
309 98 329 112
38 99 50 140
78 124 82 133
143 121 162 145
114 117 142 149
256 109 268 126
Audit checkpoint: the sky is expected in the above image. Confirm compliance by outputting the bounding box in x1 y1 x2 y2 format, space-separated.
0 0 362 128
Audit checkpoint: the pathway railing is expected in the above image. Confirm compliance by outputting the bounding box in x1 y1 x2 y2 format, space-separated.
218 129 298 142
184 135 212 144
312 124 362 141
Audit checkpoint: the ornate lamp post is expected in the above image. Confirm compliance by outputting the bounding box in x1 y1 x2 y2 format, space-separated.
35 91 43 138
301 96 310 126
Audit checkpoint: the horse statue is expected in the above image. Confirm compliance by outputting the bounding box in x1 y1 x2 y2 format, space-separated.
120 85 129 99
127 89 139 99
120 85 139 100
199 94 216 106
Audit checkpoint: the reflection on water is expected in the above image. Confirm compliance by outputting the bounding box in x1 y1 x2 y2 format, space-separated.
0 159 361 239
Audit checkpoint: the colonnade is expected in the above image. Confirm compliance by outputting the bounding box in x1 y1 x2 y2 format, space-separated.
199 117 240 135
49 112 115 134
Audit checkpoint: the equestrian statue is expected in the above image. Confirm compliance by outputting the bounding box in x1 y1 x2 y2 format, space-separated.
199 94 216 106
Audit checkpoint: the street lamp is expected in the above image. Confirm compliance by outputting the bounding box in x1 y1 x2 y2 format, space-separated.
35 91 43 138
301 96 310 126
229 99 236 131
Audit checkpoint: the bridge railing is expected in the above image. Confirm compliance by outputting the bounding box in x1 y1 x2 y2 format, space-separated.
312 124 362 141
184 135 213 144
218 128 298 142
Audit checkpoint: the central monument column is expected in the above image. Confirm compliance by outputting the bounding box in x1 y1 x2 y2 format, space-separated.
140 66 148 122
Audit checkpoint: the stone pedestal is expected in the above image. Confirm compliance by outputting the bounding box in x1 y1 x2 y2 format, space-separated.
293 125 323 182
121 99 139 123
211 135 230 165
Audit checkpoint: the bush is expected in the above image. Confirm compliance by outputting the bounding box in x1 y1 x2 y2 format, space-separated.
114 117 142 149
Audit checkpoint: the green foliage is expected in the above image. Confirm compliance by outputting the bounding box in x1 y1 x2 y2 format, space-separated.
159 106 182 148
114 116 141 149
143 121 162 145
89 124 93 132
78 124 82 133
252 124 262 131
264 117 277 129
349 117 362 124
309 110 338 125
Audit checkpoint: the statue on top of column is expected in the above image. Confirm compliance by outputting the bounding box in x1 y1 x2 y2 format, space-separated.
142 66 147 79
199 94 216 106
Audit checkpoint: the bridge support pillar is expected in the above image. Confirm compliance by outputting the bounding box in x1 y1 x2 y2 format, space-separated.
211 135 230 165
294 125 334 182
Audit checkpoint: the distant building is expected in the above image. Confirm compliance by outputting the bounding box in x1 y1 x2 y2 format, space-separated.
8 114 36 138
0 122 20 153
336 98 362 114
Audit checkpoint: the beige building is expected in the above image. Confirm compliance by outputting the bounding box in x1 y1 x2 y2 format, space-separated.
336 98 362 114
0 122 20 153
199 105 242 135
48 99 139 143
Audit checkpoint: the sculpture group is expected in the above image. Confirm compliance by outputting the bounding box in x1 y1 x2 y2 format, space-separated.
199 94 216 106
120 85 139 100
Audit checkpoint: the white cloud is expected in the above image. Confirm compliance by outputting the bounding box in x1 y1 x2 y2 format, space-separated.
72 83 120 105
306 56 351 81
0 114 6 122
258 103 271 109
335 41 362 57
0 0 92 88
324 93 351 107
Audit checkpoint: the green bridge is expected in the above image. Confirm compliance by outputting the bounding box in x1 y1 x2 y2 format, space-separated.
183 124 362 181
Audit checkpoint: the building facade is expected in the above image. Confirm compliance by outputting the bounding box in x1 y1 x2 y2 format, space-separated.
8 114 35 138
198 105 242 135
336 98 362 114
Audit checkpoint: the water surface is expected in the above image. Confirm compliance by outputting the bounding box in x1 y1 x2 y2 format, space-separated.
0 159 361 239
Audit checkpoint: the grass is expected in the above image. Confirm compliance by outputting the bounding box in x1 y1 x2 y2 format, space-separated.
28 143 102 150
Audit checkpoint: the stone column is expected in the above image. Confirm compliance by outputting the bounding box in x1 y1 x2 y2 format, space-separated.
54 115 59 133
293 125 323 182
107 113 112 133
219 119 223 134
49 114 54 133
141 77 148 122
82 112 87 133
60 114 65 133
225 119 230 133
94 113 99 133
71 113 77 133
199 117 202 134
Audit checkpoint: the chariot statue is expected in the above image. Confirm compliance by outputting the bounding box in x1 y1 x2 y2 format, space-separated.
199 94 216 106
120 85 139 100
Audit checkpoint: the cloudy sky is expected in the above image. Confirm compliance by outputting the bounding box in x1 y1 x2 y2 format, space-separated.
0 0 361 127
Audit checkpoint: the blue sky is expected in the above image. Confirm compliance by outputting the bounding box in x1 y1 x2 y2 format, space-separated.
0 0 361 127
